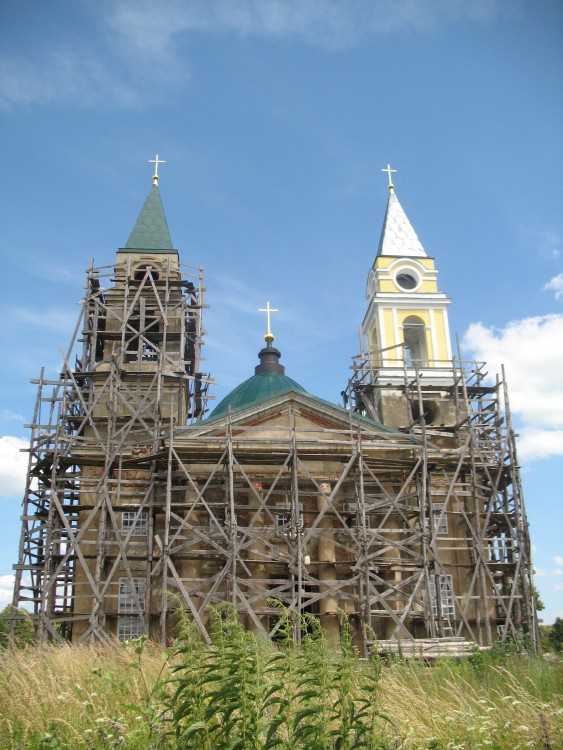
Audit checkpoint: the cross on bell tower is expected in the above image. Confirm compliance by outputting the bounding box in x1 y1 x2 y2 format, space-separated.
381 163 397 191
149 153 166 185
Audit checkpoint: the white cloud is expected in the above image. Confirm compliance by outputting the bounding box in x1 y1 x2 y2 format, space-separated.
544 273 563 301
554 583 563 592
517 428 563 462
462 314 563 462
554 556 563 566
0 436 28 500
0 574 16 610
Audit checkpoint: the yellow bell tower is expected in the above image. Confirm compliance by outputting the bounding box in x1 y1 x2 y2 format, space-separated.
360 167 456 429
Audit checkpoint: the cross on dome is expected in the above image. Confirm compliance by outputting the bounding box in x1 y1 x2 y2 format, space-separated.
381 163 397 191
259 301 279 343
149 154 166 184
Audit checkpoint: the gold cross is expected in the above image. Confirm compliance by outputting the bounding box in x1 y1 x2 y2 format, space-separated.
259 301 279 342
381 163 397 190
149 153 165 184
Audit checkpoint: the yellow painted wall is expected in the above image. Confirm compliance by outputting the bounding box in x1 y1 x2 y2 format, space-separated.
374 257 436 272
365 256 452 367
379 277 437 293
374 257 438 294
371 308 450 365
382 308 396 353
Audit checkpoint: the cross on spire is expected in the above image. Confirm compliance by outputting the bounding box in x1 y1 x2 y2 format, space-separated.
259 301 279 343
381 163 397 191
149 153 165 185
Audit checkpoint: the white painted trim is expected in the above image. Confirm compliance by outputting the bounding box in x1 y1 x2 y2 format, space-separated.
385 257 431 274
392 307 400 366
379 307 387 364
429 308 439 362
443 308 453 360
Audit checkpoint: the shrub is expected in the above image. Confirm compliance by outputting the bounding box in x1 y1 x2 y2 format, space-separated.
0 605 34 649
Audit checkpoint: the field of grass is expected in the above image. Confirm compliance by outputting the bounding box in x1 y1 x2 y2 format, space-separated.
0 610 561 749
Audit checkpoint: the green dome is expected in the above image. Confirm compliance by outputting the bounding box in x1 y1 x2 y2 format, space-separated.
209 372 306 420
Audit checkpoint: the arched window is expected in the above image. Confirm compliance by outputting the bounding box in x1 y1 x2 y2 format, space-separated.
402 315 428 367
132 264 160 282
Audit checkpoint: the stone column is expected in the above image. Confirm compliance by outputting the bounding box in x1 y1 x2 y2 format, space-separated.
317 482 339 643
180 487 202 623
247 482 269 633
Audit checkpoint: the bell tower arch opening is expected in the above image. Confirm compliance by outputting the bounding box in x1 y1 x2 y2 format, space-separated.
402 315 428 367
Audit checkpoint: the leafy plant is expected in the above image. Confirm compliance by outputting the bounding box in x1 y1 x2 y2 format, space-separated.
0 604 34 649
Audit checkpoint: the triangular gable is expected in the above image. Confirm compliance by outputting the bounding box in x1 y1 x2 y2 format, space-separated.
175 389 417 446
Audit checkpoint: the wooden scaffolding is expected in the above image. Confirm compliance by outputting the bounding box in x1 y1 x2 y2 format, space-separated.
11 255 212 642
343 346 538 650
10 259 538 653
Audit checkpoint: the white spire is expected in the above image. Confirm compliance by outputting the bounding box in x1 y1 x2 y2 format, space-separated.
377 190 426 258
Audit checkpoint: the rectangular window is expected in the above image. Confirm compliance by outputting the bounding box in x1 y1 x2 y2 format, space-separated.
432 504 448 535
117 616 145 641
275 512 290 527
118 577 146 614
429 574 455 619
275 504 303 529
122 511 148 536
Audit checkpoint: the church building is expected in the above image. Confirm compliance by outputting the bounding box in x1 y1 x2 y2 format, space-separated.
11 160 538 654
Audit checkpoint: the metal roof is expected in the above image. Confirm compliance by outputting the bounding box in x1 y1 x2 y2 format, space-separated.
376 189 426 258
208 372 307 419
124 184 176 253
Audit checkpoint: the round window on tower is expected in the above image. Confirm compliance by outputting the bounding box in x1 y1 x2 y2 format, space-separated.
395 270 419 291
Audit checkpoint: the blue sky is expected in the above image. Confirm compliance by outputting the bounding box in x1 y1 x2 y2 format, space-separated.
0 0 562 623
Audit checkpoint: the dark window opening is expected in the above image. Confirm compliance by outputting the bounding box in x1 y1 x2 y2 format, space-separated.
396 272 418 290
133 266 160 282
125 310 160 362
411 400 439 425
402 315 428 367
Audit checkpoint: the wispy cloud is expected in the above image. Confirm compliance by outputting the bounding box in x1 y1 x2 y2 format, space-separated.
462 314 563 462
23 260 86 288
530 228 562 261
534 555 563 580
0 45 140 110
9 306 78 333
1 0 518 110
107 0 518 51
2 410 24 423
544 272 563 301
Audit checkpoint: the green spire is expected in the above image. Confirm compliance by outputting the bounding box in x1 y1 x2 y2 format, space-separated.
124 184 175 253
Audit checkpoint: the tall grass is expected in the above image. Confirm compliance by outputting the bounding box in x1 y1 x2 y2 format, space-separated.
0 610 561 749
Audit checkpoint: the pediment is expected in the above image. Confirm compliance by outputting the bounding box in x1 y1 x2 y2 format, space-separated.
175 389 414 447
